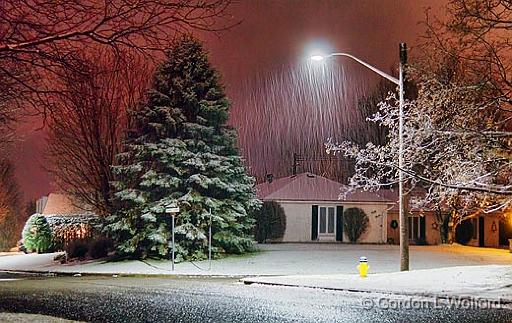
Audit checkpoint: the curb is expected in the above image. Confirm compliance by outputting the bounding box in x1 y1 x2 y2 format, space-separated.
0 269 275 280
240 278 512 305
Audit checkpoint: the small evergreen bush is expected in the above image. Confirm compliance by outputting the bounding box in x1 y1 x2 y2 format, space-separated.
22 214 53 253
254 201 286 243
343 208 369 243
455 220 474 245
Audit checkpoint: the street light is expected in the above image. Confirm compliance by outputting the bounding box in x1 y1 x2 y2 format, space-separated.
311 43 409 271
310 55 325 61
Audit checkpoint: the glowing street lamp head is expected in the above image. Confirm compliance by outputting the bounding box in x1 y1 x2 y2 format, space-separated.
310 55 325 61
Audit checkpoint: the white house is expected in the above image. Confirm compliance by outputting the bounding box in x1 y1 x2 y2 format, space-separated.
256 172 391 243
380 189 511 247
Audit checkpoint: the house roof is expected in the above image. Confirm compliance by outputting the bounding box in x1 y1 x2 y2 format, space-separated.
41 193 92 215
256 172 390 203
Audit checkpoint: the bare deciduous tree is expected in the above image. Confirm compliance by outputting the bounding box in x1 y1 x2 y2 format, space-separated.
0 63 22 154
0 0 233 114
420 0 512 216
0 159 22 250
326 0 512 231
423 0 512 115
46 50 149 215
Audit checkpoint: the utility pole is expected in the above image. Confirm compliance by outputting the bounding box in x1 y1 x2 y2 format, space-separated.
292 153 299 175
398 42 409 271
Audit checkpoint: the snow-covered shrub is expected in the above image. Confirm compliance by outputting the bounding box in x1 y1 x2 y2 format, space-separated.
46 214 99 250
254 201 286 243
22 214 53 253
343 208 369 243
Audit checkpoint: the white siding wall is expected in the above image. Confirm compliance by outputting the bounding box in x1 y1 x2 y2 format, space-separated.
278 201 313 242
275 200 388 243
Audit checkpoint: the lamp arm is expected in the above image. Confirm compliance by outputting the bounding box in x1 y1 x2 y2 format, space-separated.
330 53 399 85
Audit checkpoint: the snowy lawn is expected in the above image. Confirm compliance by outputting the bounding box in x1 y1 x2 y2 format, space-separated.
0 243 510 277
242 265 512 304
0 252 64 271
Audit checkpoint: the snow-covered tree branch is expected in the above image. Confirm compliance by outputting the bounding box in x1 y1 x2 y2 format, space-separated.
326 0 512 226
326 68 512 220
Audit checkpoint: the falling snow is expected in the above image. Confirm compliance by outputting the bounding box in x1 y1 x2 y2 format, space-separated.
231 59 393 183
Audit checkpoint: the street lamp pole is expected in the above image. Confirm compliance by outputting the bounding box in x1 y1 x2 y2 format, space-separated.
398 43 409 271
311 43 409 271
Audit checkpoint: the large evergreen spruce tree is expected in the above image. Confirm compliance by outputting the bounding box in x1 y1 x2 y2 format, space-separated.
105 35 258 260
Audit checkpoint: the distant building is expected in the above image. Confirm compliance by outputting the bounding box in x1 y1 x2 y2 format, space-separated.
32 193 97 247
256 172 512 247
380 189 511 248
40 193 91 215
256 172 391 243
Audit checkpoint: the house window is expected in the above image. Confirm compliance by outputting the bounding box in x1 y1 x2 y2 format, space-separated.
319 206 336 235
408 216 420 240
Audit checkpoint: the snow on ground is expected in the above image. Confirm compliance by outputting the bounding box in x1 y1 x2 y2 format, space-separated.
0 252 64 272
0 243 510 277
0 243 510 301
242 265 512 304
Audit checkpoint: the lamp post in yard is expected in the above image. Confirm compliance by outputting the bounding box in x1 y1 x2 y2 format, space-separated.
165 204 213 270
165 203 180 271
311 43 410 271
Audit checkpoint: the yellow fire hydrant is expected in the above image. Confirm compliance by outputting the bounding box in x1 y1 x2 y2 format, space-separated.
357 256 369 277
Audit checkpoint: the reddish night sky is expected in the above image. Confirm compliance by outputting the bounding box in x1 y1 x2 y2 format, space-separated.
13 0 446 202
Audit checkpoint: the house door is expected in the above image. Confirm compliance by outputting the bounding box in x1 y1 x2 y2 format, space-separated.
408 216 426 244
479 217 485 247
336 206 343 242
499 220 512 246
